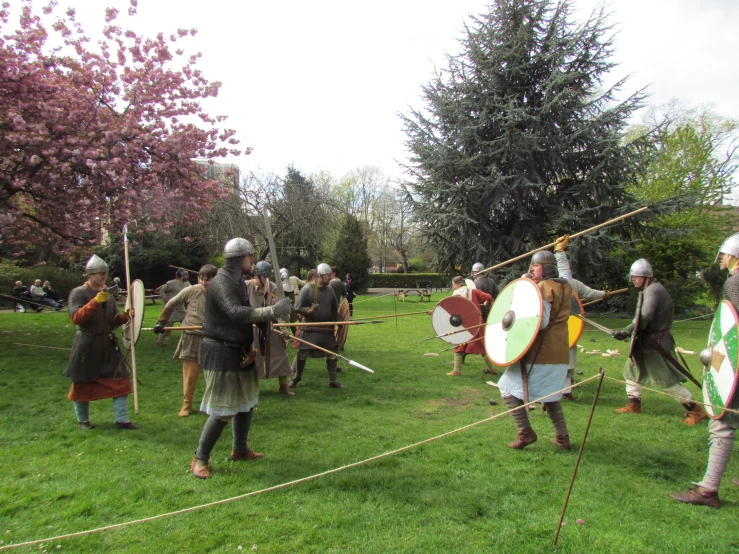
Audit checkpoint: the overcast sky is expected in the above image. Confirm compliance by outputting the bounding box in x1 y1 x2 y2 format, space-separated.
52 1 739 180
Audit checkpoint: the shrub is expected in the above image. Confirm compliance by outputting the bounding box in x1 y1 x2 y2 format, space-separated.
0 260 83 307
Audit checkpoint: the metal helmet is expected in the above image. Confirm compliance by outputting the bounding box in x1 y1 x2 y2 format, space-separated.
716 233 739 263
223 238 254 259
472 262 484 273
84 254 109 275
530 250 557 279
317 263 332 276
279 268 289 280
254 260 271 277
628 258 653 279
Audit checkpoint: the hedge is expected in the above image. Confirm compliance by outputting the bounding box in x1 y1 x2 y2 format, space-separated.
367 272 447 288
0 260 84 308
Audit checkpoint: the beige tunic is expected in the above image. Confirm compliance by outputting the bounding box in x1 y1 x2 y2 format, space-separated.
159 284 206 361
246 279 292 379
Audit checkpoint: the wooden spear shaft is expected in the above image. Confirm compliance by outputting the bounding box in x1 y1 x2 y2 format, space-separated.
478 206 650 275
418 322 486 343
145 320 383 332
124 225 139 414
582 288 629 307
168 264 198 274
351 310 432 321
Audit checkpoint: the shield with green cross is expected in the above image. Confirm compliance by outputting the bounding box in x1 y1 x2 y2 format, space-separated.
702 299 739 419
485 278 543 367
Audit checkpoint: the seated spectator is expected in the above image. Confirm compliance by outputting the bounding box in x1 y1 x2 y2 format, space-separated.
12 281 42 312
42 281 62 304
30 279 62 310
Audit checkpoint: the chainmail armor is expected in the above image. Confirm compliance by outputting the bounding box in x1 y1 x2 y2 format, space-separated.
723 274 739 312
639 280 674 331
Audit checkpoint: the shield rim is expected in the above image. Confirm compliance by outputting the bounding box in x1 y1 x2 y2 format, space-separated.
335 298 350 351
122 279 145 350
568 293 585 349
484 277 543 367
704 299 739 420
432 295 482 345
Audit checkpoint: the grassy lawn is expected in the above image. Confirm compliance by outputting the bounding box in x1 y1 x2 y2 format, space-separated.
1 292 738 553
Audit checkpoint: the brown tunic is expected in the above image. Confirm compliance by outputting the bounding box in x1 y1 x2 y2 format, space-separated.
246 279 292 378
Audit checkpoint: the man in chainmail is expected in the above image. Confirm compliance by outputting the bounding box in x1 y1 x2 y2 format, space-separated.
64 254 139 430
497 239 573 450
190 238 291 479
156 269 191 346
471 263 499 306
288 263 343 389
672 233 739 508
553 236 614 400
611 259 706 425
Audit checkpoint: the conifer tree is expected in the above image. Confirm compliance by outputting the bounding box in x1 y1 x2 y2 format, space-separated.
334 215 371 291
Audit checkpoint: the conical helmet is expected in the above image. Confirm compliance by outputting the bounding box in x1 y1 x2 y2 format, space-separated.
223 238 254 259
716 233 739 263
85 254 108 275
628 258 653 279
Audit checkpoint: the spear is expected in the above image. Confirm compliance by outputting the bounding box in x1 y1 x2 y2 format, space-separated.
123 225 140 414
351 310 432 321
144 320 385 332
582 288 629 307
289 333 374 373
477 206 650 275
418 322 486 343
168 264 198 274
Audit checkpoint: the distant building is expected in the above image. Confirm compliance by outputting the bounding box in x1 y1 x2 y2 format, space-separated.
194 160 240 189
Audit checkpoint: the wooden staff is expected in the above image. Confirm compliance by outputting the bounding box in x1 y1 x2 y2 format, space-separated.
289 333 374 373
15 343 71 351
478 206 650 275
124 225 139 414
438 336 484 353
144 320 384 332
351 310 432 322
168 264 198 274
582 288 629 307
418 322 486 343
554 369 605 546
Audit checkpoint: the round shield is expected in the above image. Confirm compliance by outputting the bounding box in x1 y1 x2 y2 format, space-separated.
702 299 739 419
431 296 482 345
335 298 350 351
485 278 543 367
568 293 585 349
122 279 145 350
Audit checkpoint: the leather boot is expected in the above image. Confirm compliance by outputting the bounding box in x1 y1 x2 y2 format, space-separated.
179 361 200 417
327 357 344 389
682 403 707 426
670 486 720 508
279 383 296 396
616 398 641 414
191 455 210 479
508 427 537 449
289 358 306 388
550 434 572 450
229 450 265 461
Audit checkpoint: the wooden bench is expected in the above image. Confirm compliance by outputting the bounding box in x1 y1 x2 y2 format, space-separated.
395 287 432 302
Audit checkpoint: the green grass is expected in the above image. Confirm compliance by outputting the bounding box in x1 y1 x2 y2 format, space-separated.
1 294 738 553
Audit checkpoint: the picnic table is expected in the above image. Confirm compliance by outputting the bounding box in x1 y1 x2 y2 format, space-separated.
395 281 434 302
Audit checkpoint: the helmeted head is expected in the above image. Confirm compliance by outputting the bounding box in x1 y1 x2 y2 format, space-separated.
529 251 557 281
85 254 109 275
223 237 255 274
717 233 739 271
471 262 484 276
628 258 653 289
254 260 271 277
280 268 289 280
317 263 332 285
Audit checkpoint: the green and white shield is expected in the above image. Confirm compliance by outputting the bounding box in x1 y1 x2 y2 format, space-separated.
702 299 739 419
485 278 543 367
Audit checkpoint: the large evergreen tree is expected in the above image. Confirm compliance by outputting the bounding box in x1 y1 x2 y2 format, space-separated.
401 0 647 279
334 215 371 291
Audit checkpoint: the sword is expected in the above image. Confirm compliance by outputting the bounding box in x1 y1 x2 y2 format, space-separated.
647 334 703 390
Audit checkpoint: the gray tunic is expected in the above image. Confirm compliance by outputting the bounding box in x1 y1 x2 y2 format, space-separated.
295 284 339 353
473 275 499 299
160 279 190 321
329 278 346 303
64 285 128 382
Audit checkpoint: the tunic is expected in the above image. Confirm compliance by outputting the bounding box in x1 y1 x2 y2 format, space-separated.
158 284 206 361
329 278 346 304
498 279 571 402
623 280 685 388
159 279 191 322
246 279 292 379
295 283 339 357
64 283 132 401
453 288 492 355
473 275 499 300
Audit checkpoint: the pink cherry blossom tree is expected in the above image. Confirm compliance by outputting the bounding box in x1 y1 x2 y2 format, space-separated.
0 0 244 253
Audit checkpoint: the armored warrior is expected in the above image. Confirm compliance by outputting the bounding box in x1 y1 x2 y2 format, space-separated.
153 264 218 417
190 239 292 479
288 263 343 389
671 233 739 508
445 276 497 377
64 254 139 430
471 263 499 304
497 243 573 450
247 261 295 397
611 259 706 425
329 266 347 304
553 236 612 400
156 269 191 346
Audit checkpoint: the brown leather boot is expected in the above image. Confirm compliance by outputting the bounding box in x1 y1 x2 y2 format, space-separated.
670 486 720 508
550 434 572 450
508 427 537 449
191 455 210 479
279 383 296 396
229 450 265 461
616 398 641 414
682 403 707 426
